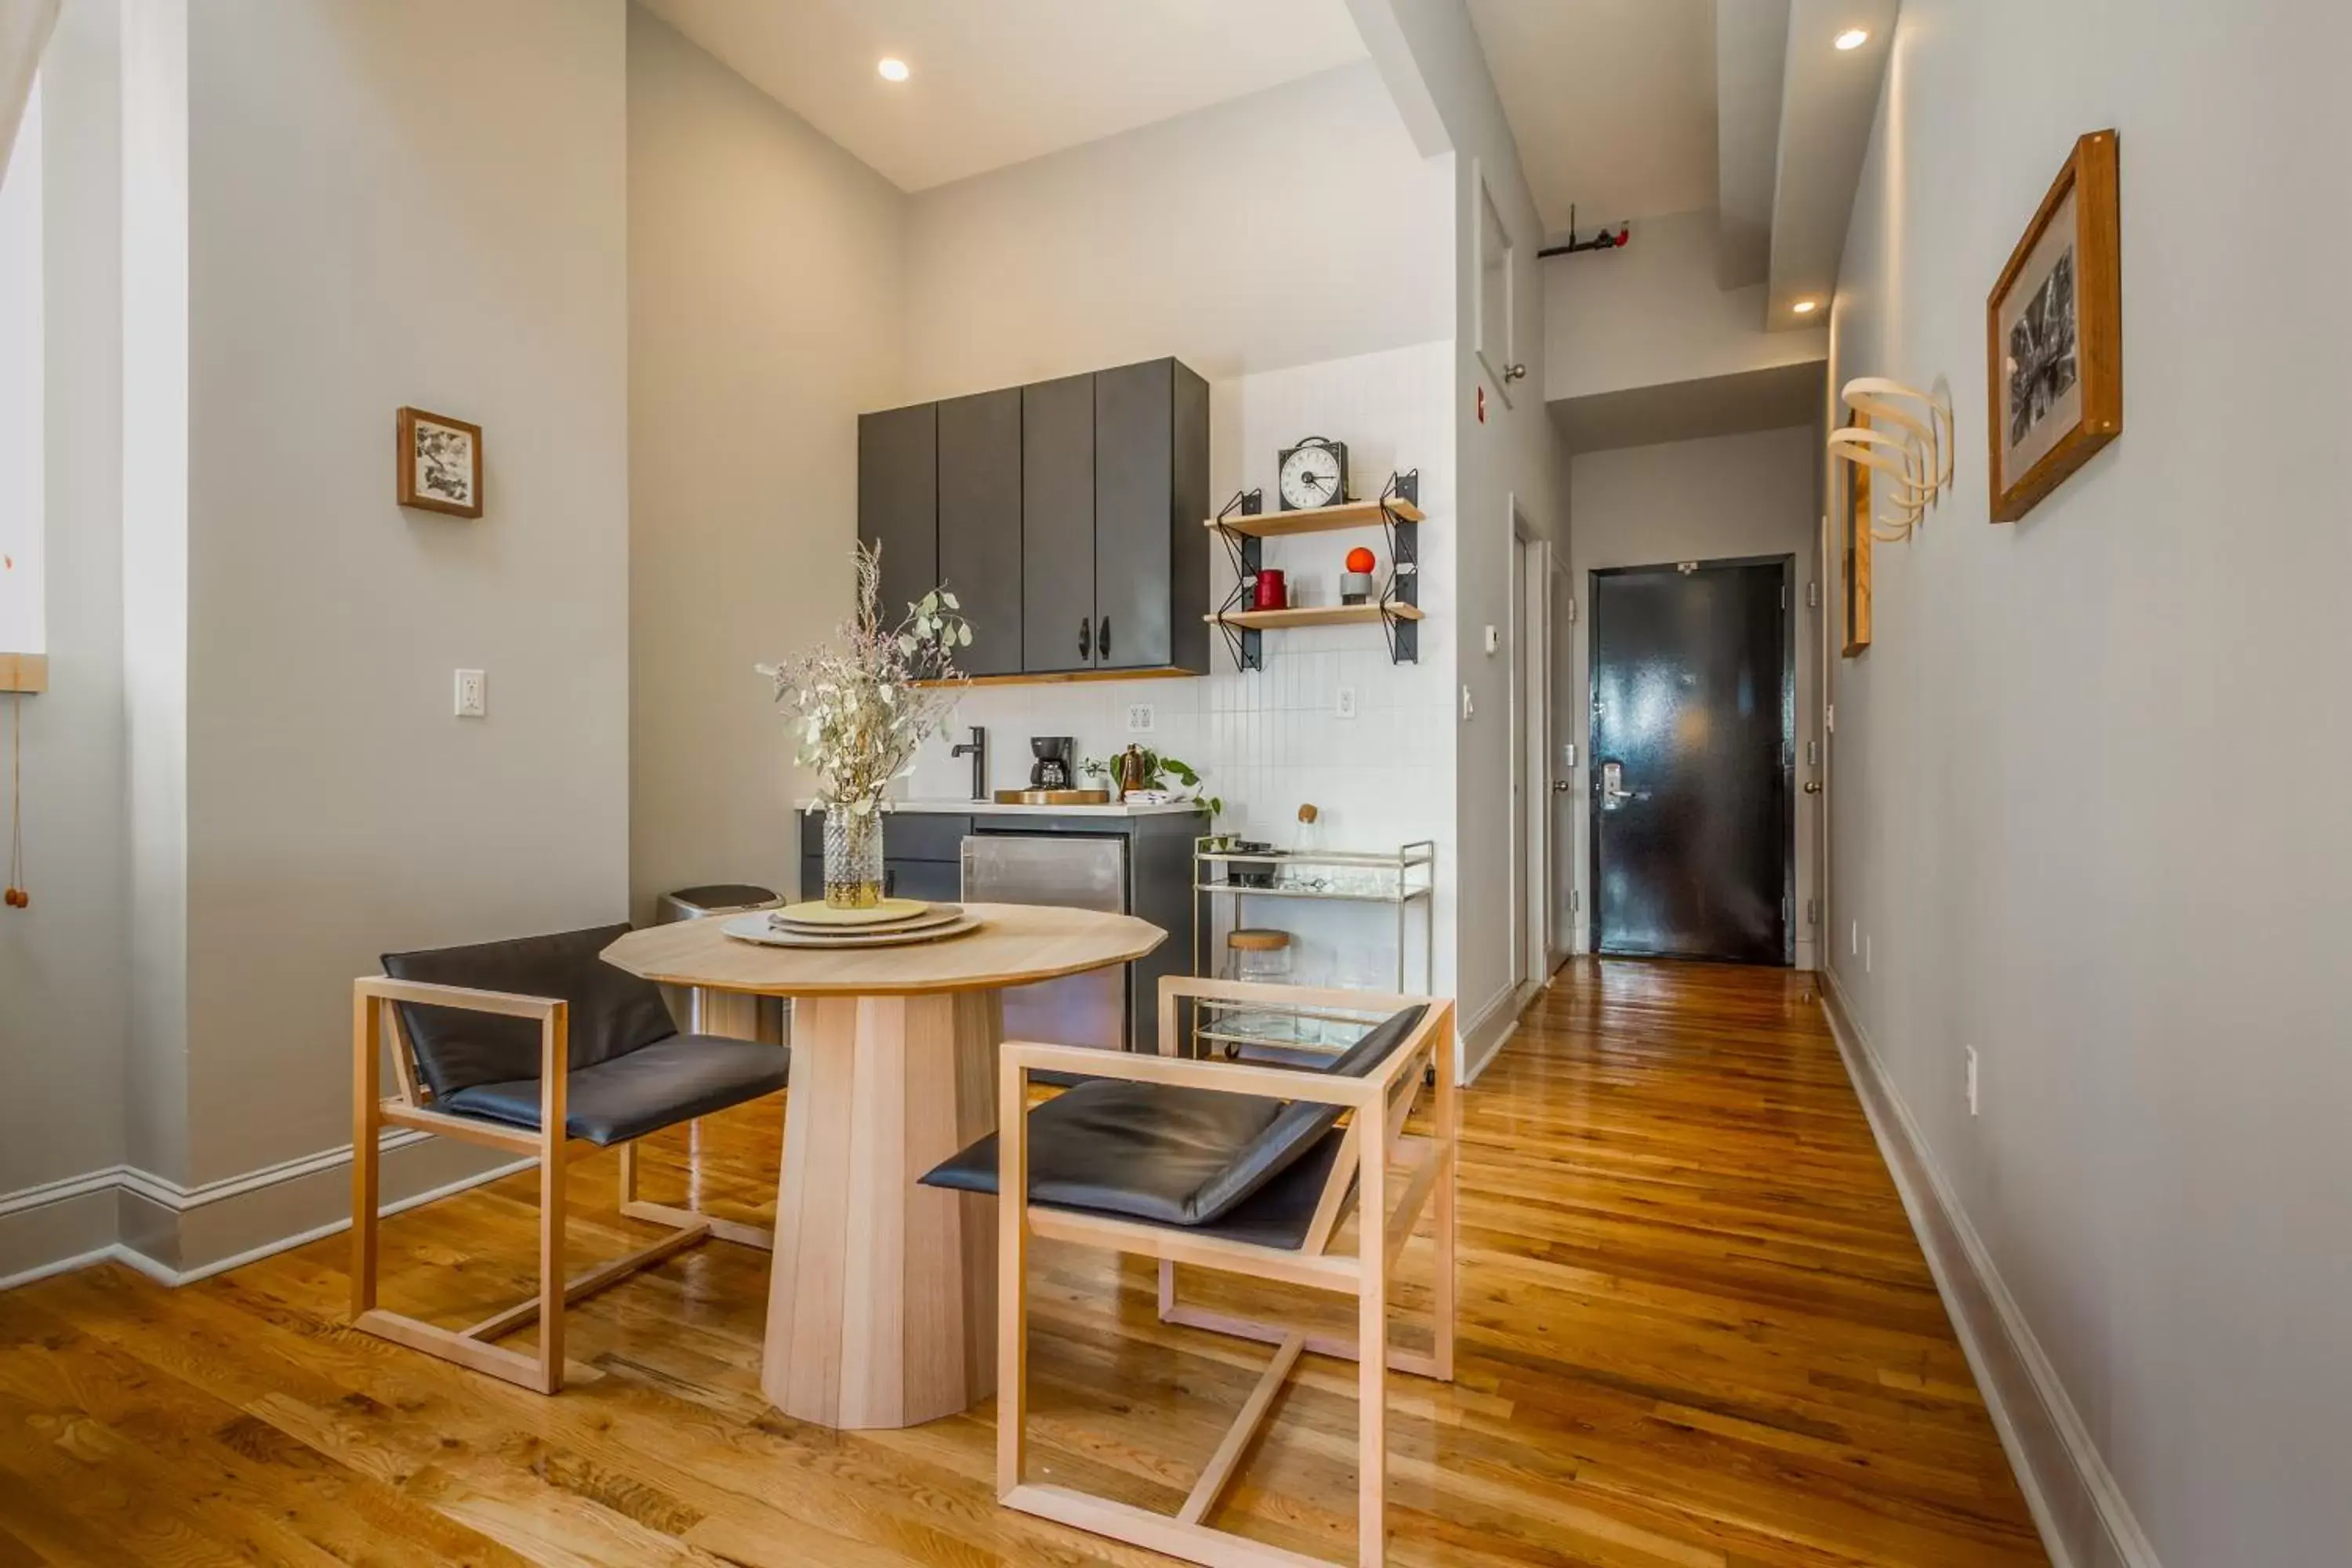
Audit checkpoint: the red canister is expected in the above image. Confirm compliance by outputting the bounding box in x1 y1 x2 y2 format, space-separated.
1253 569 1288 610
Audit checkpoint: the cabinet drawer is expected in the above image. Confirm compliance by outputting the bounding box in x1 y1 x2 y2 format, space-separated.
799 855 964 904
799 811 971 862
884 814 971 862
886 859 964 903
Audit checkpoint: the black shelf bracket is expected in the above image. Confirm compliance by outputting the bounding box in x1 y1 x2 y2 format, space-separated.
1379 470 1420 666
1210 488 1265 672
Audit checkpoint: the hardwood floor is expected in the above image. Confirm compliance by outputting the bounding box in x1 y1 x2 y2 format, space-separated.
0 960 2046 1566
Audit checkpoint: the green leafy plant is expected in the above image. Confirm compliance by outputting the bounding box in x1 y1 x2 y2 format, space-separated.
1080 746 1222 822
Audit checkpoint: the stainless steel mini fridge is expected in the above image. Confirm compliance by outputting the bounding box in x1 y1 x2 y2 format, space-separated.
960 833 1129 1052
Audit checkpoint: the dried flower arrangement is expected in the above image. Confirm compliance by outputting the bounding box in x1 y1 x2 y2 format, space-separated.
758 543 971 906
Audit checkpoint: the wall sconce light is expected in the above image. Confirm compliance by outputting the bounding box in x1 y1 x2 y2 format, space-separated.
1828 377 1954 542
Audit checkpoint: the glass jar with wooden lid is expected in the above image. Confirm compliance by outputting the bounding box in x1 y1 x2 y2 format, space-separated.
1223 927 1294 986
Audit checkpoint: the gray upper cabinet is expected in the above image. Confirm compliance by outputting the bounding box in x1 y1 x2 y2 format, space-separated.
859 358 1207 678
858 403 936 632
937 388 1023 676
1022 374 1097 672
1093 359 1207 673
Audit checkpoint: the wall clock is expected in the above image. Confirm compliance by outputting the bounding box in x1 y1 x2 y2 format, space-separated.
1277 437 1348 512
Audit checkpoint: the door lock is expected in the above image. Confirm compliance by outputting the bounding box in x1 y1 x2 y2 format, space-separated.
1599 760 1644 810
1803 780 1824 795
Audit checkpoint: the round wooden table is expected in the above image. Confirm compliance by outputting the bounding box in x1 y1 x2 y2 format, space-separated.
602 902 1164 1429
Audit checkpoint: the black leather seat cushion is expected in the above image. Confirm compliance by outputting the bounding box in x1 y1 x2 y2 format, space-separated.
383 924 677 1098
438 1035 789 1147
920 1004 1426 1246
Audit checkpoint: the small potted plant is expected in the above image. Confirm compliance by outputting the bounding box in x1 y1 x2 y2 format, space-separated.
1081 746 1224 834
759 543 971 907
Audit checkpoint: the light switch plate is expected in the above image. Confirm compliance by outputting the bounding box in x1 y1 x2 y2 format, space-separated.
454 669 486 718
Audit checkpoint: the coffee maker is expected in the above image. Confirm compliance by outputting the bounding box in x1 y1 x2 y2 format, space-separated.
1029 736 1076 790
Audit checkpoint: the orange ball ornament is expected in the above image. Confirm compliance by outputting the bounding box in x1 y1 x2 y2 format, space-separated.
1345 546 1376 574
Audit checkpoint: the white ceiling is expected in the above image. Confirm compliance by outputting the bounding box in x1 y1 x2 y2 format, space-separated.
1465 0 1719 234
641 0 1370 194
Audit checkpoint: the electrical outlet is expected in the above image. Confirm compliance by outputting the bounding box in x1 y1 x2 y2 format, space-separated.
1125 702 1155 734
1334 685 1358 720
1965 1047 1980 1116
454 669 486 718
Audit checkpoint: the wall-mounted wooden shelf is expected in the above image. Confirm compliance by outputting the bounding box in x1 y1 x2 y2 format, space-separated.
1201 496 1427 538
1206 470 1425 670
0 653 45 695
1205 603 1423 633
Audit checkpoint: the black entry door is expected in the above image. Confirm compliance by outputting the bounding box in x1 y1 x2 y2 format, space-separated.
1589 558 1792 964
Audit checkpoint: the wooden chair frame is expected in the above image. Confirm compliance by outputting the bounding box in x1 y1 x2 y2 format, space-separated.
997 977 1458 1568
349 976 776 1394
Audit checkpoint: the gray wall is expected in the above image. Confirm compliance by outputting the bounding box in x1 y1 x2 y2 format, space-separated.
0 0 126 1279
626 6 909 920
176 0 632 1192
1566 426 1823 970
1828 1 2351 1560
1544 209 1827 402
902 61 1448 400
1348 0 1567 1065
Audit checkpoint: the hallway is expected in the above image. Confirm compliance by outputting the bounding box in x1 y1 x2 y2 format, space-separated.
0 962 2043 1565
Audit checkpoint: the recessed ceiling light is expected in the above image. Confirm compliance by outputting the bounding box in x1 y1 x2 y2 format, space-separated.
877 57 909 82
1793 299 1820 314
1834 28 1870 50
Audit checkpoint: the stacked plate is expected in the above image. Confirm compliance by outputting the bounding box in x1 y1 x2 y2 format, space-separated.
720 898 983 949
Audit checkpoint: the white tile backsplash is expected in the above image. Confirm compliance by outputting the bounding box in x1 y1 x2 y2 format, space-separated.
905 340 1458 995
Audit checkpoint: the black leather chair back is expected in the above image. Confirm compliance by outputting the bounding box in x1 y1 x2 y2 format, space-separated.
1189 1002 1428 1222
382 924 677 1098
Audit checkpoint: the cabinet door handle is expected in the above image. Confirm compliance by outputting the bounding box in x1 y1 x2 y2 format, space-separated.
884 867 897 898
1098 616 1111 662
1078 618 1091 662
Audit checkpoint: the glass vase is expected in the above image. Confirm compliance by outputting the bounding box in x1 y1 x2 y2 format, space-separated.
823 807 885 908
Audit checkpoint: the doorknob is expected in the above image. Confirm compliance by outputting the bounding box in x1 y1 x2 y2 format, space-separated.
1803 780 1824 795
1552 779 1573 793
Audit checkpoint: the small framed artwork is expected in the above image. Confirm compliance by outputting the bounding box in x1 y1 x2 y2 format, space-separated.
396 406 484 517
1842 411 1872 656
1987 130 2122 522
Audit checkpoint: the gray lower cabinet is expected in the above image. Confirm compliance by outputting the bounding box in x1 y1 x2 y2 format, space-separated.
799 808 1203 1053
859 358 1208 677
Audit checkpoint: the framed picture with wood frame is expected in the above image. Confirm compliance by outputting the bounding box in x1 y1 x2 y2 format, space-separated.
396 406 484 518
1842 411 1872 656
1987 130 2122 522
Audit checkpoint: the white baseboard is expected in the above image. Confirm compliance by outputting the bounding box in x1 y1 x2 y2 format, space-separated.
0 1132 532 1293
1459 983 1521 1085
1818 970 2160 1568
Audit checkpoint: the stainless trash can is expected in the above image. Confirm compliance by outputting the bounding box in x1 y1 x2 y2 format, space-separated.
655 884 787 1044
656 883 780 925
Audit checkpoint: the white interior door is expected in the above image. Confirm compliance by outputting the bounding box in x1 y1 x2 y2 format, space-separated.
1548 551 1577 966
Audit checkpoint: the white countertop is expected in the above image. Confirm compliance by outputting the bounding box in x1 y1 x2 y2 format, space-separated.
797 797 1205 819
